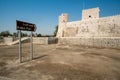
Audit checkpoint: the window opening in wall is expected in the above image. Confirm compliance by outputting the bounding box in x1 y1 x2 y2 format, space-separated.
89 15 91 18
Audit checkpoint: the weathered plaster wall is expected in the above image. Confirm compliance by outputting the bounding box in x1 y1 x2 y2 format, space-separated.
63 15 120 37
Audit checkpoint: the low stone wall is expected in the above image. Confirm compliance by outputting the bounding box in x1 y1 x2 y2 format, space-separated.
58 37 120 49
4 37 13 44
48 37 58 44
33 37 58 45
33 37 48 44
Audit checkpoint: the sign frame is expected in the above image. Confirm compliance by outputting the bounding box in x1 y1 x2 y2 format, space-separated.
16 20 36 32
16 20 36 63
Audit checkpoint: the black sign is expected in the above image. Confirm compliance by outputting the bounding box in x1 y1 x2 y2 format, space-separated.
16 20 36 31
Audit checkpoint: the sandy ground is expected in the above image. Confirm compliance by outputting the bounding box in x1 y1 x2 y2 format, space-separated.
0 43 120 80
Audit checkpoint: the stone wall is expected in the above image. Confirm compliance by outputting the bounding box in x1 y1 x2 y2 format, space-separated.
63 15 120 37
33 37 58 44
57 7 120 38
58 37 120 49
33 37 48 45
4 37 13 45
82 7 100 20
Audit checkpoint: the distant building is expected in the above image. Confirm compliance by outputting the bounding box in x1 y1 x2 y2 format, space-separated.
57 7 120 37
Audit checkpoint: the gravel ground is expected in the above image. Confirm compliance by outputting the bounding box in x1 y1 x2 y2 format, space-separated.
0 43 120 80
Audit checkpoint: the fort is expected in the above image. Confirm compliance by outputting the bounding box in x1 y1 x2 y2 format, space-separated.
57 7 120 49
57 7 120 37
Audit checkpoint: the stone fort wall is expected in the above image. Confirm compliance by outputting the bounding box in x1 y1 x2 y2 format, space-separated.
57 7 120 37
64 15 120 37
57 7 120 49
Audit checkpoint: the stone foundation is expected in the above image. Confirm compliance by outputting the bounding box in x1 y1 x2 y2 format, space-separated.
58 37 120 49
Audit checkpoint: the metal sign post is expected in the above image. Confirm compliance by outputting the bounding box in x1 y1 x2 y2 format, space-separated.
30 31 33 60
19 30 22 63
16 20 36 63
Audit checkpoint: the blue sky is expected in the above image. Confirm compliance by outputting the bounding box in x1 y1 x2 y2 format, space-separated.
0 0 120 35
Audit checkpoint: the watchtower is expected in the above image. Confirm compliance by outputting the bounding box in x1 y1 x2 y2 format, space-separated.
59 13 68 24
57 13 68 37
82 7 100 20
